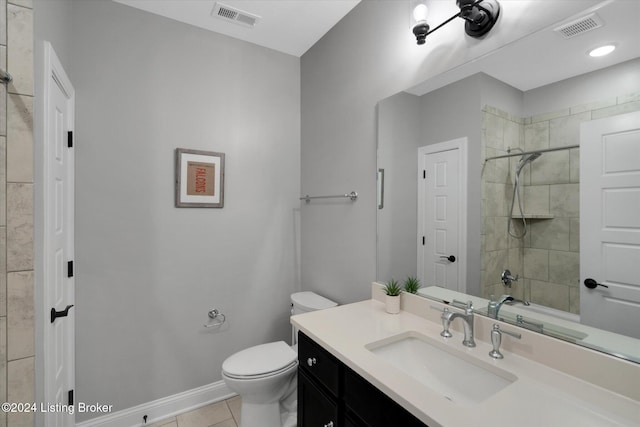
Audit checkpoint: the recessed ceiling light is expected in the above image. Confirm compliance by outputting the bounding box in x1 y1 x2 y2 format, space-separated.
588 44 616 57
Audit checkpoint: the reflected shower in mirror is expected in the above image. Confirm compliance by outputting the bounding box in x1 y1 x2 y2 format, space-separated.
376 0 640 363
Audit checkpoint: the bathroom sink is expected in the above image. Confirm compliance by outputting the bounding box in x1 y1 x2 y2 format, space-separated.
365 331 517 406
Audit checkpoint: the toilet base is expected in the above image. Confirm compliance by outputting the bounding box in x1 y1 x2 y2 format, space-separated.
240 401 281 427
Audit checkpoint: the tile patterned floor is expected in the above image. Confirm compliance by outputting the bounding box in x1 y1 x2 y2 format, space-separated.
148 396 241 427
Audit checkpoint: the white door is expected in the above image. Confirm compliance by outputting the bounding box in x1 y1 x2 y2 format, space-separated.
43 42 75 426
580 110 640 339
417 139 467 292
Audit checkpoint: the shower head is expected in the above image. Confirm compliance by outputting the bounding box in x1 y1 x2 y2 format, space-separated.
515 152 542 175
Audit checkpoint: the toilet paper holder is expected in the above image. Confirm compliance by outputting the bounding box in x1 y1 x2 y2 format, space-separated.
204 309 226 328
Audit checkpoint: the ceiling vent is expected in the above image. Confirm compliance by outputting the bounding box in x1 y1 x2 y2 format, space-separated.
554 13 604 39
212 2 260 28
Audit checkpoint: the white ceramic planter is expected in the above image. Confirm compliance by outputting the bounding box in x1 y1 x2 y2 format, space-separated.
385 295 400 314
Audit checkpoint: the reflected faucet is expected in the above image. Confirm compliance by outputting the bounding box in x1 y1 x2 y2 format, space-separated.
488 295 530 320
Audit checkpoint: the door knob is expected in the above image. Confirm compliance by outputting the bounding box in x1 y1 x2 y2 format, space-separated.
584 278 608 289
440 255 456 262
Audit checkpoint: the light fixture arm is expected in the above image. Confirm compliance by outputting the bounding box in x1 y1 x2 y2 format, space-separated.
413 0 500 44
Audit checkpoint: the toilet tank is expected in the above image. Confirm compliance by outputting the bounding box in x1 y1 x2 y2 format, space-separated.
290 292 337 345
291 291 337 315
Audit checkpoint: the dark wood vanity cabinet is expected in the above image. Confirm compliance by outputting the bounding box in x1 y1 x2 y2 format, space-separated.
297 332 428 427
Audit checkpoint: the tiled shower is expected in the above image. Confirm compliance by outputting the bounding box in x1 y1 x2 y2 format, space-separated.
2 0 35 426
481 93 640 314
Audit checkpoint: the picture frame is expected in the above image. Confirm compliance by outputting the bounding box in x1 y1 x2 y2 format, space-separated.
175 148 225 208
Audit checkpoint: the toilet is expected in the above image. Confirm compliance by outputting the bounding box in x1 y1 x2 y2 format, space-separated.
222 292 337 427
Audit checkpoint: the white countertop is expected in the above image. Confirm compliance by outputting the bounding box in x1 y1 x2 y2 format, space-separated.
291 298 640 427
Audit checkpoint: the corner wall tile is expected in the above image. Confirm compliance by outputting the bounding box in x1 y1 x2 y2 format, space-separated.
549 111 590 148
569 218 580 252
550 184 579 217
569 148 580 183
7 3 33 96
569 287 580 314
570 98 614 115
0 0 6 46
530 280 570 312
530 218 570 251
531 108 570 123
523 185 550 215
618 92 640 104
524 121 549 152
7 183 33 271
7 357 34 427
7 271 33 360
7 94 33 183
0 228 5 317
0 137 5 225
530 150 570 185
0 317 6 405
523 248 549 281
548 250 580 287
592 101 640 120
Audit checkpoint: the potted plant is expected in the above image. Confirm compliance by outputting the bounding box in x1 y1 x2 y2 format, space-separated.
403 276 421 294
383 279 402 314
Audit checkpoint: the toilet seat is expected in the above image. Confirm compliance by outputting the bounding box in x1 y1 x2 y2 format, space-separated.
222 341 297 380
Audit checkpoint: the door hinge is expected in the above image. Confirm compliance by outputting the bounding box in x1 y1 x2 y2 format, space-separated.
67 261 74 278
67 131 73 148
423 170 426 179
422 236 425 245
68 389 74 406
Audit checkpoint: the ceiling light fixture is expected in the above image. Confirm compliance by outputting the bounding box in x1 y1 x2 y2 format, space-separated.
411 0 501 45
588 44 616 57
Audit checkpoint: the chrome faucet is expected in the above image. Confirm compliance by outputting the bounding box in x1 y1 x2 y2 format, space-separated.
438 301 476 348
488 295 530 320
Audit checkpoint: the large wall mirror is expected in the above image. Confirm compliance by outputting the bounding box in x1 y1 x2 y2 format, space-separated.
377 0 640 363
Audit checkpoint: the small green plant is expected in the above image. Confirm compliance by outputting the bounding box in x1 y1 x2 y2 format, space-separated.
383 279 402 296
403 276 421 294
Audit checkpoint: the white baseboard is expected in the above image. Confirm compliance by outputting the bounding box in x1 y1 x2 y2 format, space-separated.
76 381 236 427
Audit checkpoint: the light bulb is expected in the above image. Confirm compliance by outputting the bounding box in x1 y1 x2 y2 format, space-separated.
588 44 616 57
413 4 428 22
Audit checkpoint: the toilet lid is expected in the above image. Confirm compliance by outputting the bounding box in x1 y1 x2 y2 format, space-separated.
291 291 337 312
222 341 297 378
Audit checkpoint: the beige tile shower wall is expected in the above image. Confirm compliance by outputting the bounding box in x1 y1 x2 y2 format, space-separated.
480 106 527 302
481 94 640 315
4 1 35 427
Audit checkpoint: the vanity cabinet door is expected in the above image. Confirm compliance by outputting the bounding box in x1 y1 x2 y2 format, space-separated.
298 369 339 427
344 366 427 427
298 332 340 396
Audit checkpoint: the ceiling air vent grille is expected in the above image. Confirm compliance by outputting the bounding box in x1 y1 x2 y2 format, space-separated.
554 13 603 39
212 2 260 28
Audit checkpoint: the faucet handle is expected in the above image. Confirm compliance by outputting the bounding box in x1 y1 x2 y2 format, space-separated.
489 324 521 359
430 306 453 338
464 300 474 314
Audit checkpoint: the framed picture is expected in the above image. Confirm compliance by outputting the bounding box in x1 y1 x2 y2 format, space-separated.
175 148 225 208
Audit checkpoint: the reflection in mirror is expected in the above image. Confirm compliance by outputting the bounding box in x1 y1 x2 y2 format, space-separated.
376 0 640 363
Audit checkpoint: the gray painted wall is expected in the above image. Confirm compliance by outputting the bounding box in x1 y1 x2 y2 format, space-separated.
70 1 300 419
